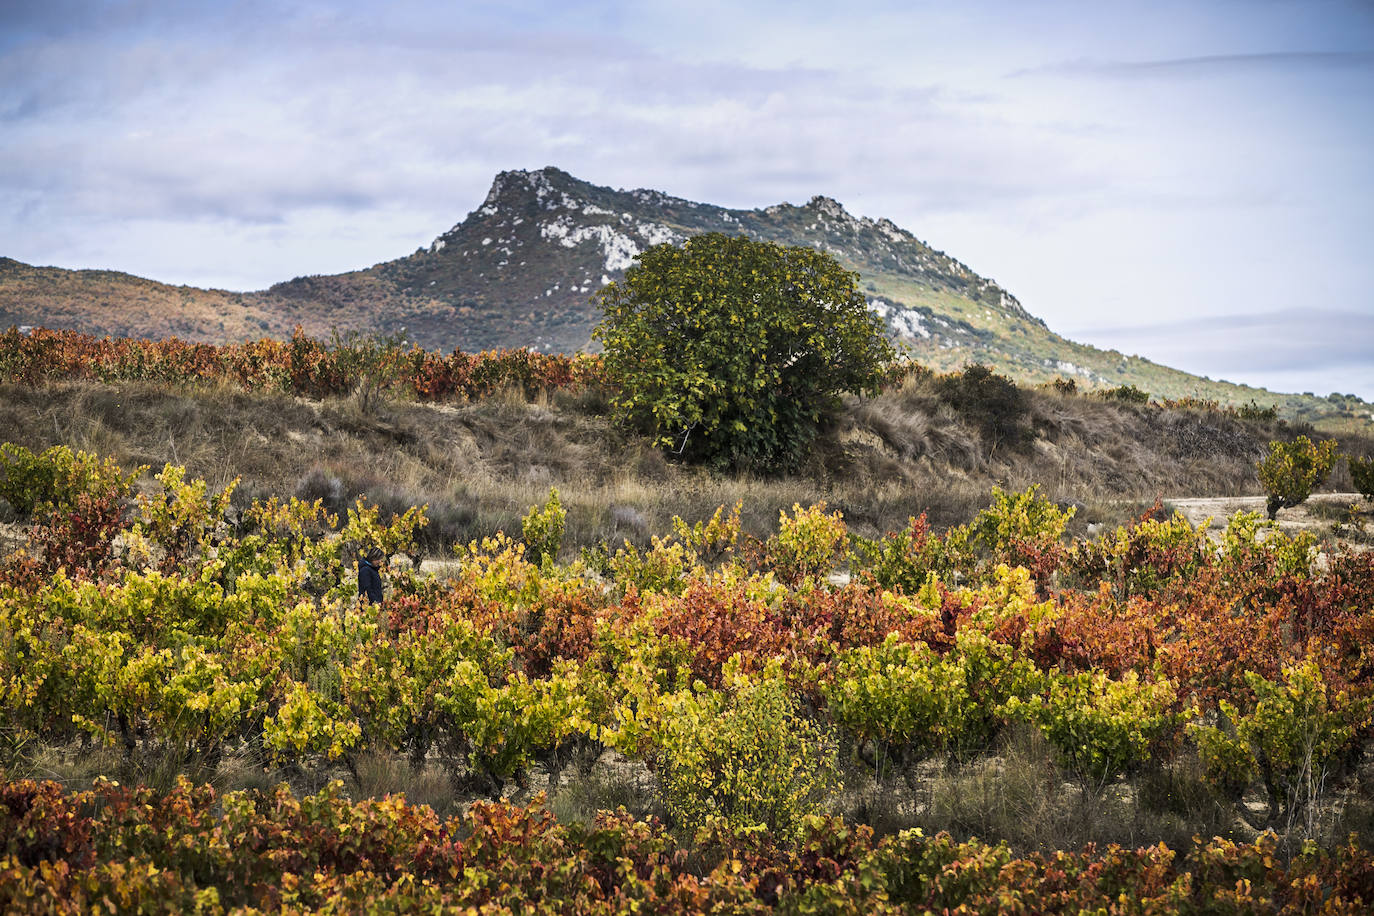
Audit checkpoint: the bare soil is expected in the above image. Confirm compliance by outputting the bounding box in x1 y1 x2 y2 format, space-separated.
1165 491 1371 543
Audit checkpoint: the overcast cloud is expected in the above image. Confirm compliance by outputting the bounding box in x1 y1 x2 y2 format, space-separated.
0 0 1371 397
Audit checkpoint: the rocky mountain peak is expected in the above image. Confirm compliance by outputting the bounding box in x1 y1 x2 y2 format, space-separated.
399 168 1049 352
805 195 853 222
471 167 588 218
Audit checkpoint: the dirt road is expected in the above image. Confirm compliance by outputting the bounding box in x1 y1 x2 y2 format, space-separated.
1164 492 1367 538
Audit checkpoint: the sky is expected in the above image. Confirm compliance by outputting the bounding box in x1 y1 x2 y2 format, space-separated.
1 0 1371 398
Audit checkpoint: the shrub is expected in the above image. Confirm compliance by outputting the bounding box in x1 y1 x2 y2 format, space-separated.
0 444 138 519
1064 508 1210 598
963 485 1074 553
823 634 972 770
263 680 361 764
1002 670 1183 784
27 490 127 581
952 485 1075 586
1233 660 1369 817
1238 400 1279 423
594 233 895 471
653 662 837 838
849 513 954 592
521 488 566 566
327 328 412 408
1350 454 1374 502
671 501 742 567
434 663 584 791
1257 436 1337 519
767 502 847 587
1191 711 1258 801
340 497 429 562
934 364 1028 449
127 465 238 575
608 535 696 596
1099 384 1150 404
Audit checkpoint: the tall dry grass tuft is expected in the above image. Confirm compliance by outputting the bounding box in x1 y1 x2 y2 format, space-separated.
348 750 461 817
842 725 1245 856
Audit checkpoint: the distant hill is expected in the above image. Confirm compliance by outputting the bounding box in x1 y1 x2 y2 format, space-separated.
2 166 1369 428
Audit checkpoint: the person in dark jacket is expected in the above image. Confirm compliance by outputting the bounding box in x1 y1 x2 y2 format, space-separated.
358 546 385 604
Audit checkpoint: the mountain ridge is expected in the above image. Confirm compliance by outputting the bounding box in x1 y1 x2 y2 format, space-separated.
2 166 1370 428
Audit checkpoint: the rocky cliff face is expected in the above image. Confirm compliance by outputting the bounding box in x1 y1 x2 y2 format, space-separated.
317 166 1043 357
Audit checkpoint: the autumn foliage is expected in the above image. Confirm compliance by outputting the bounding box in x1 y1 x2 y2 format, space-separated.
0 326 605 400
5 779 1374 913
3 440 1374 910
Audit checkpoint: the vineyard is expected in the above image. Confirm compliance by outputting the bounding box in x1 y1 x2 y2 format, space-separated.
0 326 1302 423
0 326 606 401
2 432 1373 911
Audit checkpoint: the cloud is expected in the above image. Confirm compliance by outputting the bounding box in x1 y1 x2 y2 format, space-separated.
1012 50 1374 79
1066 310 1374 397
0 7 1088 239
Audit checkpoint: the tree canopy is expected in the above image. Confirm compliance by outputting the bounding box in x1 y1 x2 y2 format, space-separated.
594 233 895 471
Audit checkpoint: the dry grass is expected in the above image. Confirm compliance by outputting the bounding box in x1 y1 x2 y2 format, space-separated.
4 379 1368 556
347 750 464 817
832 726 1250 854
549 754 664 826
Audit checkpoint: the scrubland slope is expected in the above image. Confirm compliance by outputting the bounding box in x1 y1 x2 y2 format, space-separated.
4 374 1366 552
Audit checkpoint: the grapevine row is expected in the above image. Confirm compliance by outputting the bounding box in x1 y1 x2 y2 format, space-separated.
2 778 1371 913
0 327 605 400
2 448 1371 836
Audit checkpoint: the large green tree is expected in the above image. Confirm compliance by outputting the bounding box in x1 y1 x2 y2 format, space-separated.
594 233 895 471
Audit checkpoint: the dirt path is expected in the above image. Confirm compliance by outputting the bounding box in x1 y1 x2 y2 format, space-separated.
1165 491 1367 539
